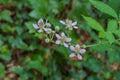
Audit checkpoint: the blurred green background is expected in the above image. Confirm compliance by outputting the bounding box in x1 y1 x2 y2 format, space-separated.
0 0 120 80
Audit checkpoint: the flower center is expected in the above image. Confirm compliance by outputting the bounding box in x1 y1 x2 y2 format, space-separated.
61 36 67 43
75 48 80 54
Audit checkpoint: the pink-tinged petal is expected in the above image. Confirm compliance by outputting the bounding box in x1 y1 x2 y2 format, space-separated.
75 44 80 49
55 34 61 39
69 53 76 58
33 24 39 29
70 46 75 51
72 22 77 26
64 43 68 48
38 18 43 24
80 49 86 54
73 26 78 29
38 29 43 33
55 40 61 45
77 54 82 60
60 20 66 25
66 38 72 42
61 32 65 37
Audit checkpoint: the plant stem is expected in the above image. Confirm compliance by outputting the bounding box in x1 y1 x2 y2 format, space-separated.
85 38 120 48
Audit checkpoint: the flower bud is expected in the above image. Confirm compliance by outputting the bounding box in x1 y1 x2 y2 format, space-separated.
55 26 60 31
45 38 50 43
82 45 86 48
46 23 51 27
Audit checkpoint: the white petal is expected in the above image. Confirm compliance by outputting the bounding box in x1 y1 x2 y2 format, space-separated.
38 18 43 24
72 22 77 26
33 24 39 29
80 49 86 54
44 28 52 32
61 32 65 37
64 43 68 48
55 34 61 39
55 40 61 45
69 53 75 58
66 38 72 42
60 20 66 25
70 46 75 51
73 26 78 29
77 54 82 60
75 44 80 49
38 29 43 33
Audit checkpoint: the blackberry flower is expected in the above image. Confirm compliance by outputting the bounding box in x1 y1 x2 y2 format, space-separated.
60 19 78 30
33 18 52 34
55 32 72 47
69 44 86 60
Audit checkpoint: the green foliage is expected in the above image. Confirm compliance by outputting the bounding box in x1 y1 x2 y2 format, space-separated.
105 32 115 44
0 63 5 77
107 20 117 32
0 10 13 23
89 0 118 19
83 15 105 38
0 0 120 80
83 16 104 32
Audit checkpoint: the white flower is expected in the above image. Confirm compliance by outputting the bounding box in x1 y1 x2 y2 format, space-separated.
55 32 72 48
60 19 78 30
69 44 86 60
33 18 52 34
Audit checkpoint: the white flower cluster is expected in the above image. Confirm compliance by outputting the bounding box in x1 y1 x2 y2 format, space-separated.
33 18 86 60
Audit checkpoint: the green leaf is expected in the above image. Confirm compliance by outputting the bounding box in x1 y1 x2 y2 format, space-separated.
15 37 28 50
0 10 13 23
0 63 5 77
29 0 49 18
107 0 120 12
114 71 120 80
89 0 118 19
108 49 117 63
0 45 11 61
98 31 106 38
107 20 117 32
84 58 101 72
27 61 48 76
106 32 115 44
25 21 36 33
83 16 104 32
113 30 120 37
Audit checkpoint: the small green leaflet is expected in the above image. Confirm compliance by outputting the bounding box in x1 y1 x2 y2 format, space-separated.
107 20 117 32
105 32 115 44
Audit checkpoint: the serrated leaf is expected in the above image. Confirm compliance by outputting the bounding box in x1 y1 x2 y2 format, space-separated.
107 20 117 32
89 0 118 19
83 16 104 32
106 32 115 44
